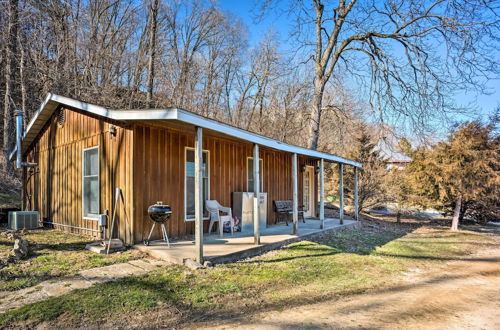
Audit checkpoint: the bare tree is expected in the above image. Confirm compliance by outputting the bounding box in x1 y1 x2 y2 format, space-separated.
200 13 245 117
147 0 159 107
0 0 422 198
245 33 281 132
2 0 19 175
6 0 493 180
258 0 500 150
127 20 149 108
161 1 222 107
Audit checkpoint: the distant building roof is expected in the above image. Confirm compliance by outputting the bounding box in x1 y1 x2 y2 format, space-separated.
386 154 412 163
377 140 412 164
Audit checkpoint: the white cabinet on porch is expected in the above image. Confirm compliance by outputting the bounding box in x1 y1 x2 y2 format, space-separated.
232 192 267 233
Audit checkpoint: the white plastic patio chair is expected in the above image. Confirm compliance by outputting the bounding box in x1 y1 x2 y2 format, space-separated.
206 200 234 237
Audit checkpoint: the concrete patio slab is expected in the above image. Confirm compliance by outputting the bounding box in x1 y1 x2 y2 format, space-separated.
134 218 359 265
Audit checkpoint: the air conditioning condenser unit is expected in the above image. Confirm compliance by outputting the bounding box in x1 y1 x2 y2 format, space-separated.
8 211 39 230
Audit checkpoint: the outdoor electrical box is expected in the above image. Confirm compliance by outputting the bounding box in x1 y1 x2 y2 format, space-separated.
98 214 107 227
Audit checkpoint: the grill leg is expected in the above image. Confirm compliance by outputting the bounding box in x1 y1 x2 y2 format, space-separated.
144 223 157 245
161 223 170 248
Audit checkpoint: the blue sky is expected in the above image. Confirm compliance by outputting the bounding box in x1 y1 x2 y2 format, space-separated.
218 0 499 122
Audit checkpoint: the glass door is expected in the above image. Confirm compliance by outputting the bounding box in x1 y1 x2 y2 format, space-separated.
303 166 314 217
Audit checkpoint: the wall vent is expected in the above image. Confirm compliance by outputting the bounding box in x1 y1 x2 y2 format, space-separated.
57 109 65 127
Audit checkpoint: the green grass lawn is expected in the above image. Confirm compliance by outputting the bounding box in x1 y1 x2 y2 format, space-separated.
0 229 144 292
1 222 498 328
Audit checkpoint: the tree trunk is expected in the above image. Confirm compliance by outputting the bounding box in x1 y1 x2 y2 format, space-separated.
308 77 324 150
19 32 27 119
396 211 401 223
128 21 149 108
2 0 19 175
459 202 467 222
201 53 215 117
146 0 159 108
451 195 462 231
72 0 81 97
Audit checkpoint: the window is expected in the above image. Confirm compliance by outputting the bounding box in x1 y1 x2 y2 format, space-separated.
185 148 209 221
83 147 99 218
247 157 263 193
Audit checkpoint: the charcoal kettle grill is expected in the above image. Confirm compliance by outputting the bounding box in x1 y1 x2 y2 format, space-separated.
143 201 172 247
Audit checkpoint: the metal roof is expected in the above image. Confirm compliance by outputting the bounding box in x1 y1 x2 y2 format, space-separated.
12 93 362 168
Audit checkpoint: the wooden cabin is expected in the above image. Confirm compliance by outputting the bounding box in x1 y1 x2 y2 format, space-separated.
12 94 361 247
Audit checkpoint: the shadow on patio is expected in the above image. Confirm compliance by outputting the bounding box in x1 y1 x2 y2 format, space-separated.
134 218 359 265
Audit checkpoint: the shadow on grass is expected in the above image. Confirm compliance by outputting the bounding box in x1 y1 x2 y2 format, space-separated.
133 263 500 329
0 224 419 324
374 253 500 263
183 259 500 328
31 241 96 250
239 250 340 265
461 225 500 235
237 225 413 265
327 270 500 326
229 221 500 266
388 240 500 247
2 222 498 328
23 241 96 259
0 241 13 248
0 271 187 325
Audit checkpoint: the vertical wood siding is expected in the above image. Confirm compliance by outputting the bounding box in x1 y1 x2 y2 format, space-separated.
133 123 318 243
23 110 319 245
24 106 134 244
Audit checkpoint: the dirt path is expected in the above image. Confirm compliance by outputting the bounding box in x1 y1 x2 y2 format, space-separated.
194 248 500 330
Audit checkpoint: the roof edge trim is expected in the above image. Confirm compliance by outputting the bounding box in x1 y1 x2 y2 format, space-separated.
19 93 362 168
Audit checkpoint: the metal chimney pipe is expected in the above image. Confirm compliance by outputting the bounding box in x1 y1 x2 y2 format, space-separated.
14 110 24 169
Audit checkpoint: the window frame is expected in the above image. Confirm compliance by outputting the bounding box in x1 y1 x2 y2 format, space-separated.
247 157 264 193
184 147 210 222
82 146 100 220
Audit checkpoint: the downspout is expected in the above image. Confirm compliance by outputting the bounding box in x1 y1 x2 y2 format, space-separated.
14 109 37 211
15 110 24 210
13 109 36 168
15 110 23 169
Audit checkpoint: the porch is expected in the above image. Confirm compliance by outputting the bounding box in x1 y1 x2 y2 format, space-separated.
185 127 361 264
134 218 359 265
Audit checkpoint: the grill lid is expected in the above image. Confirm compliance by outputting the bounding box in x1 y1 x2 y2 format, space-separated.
148 201 172 223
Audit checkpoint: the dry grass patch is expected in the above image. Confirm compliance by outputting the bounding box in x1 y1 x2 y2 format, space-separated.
0 228 144 292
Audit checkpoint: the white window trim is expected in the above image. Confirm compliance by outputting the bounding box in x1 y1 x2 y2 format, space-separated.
247 157 264 193
184 147 210 222
82 146 100 220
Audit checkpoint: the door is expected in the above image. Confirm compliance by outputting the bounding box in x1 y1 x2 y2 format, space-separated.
303 166 315 217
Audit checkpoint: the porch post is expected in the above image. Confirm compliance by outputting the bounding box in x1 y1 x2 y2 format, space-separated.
339 163 344 225
319 159 325 229
253 144 260 245
194 127 204 263
292 153 298 235
354 167 359 221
